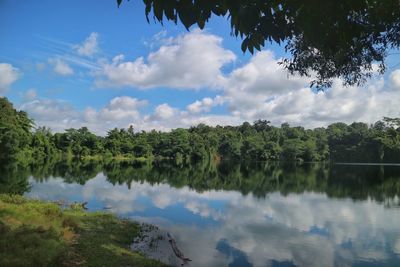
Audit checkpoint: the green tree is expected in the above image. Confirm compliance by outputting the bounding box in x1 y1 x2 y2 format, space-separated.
281 139 305 161
0 98 33 161
218 131 242 160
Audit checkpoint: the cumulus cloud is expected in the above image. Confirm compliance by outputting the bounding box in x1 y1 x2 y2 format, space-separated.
18 91 241 134
125 46 397 129
0 63 19 93
138 101 241 132
178 114 241 128
208 51 400 128
223 50 310 96
227 76 399 128
217 50 311 121
19 95 148 134
95 31 236 89
84 96 147 124
16 29 400 133
389 69 400 90
100 96 146 121
74 32 99 57
20 98 80 131
17 76 400 135
48 58 74 76
88 96 147 132
150 103 177 120
186 96 224 114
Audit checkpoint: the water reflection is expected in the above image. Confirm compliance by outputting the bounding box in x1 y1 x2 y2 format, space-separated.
1 160 400 267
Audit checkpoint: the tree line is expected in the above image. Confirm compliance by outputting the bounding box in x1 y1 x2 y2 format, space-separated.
1 97 399 164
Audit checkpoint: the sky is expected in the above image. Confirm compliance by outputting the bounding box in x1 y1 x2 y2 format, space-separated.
1 0 400 135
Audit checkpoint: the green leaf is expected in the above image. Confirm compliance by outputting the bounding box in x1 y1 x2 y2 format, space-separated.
197 19 205 29
153 1 164 22
241 38 248 53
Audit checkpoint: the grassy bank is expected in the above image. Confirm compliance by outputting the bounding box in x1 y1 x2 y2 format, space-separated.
0 194 168 267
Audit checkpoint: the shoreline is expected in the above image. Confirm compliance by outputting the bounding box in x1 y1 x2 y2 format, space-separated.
0 194 169 267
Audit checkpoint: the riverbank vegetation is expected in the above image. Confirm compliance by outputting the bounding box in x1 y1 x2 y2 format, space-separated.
1 97 400 164
0 194 167 267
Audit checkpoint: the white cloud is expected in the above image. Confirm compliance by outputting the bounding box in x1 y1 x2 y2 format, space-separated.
389 69 400 90
223 50 310 96
95 31 236 89
20 98 80 131
186 96 224 114
178 114 241 128
20 96 148 134
210 51 400 128
113 46 396 129
151 103 177 120
18 92 240 135
74 32 99 57
18 74 400 135
48 58 74 76
85 96 147 123
229 76 399 128
0 63 19 93
16 29 400 133
217 50 310 121
82 96 148 134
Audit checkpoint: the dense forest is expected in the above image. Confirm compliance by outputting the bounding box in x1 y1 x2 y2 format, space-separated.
1 97 400 164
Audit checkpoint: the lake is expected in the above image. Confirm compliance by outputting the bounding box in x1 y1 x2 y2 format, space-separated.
2 160 400 267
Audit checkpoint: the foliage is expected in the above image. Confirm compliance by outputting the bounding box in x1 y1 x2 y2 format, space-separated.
0 98 33 162
117 0 400 88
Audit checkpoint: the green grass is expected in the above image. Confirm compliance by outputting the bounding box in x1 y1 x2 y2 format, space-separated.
0 194 168 267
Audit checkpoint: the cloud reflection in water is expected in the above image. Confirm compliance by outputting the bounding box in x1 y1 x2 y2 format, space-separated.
26 172 400 267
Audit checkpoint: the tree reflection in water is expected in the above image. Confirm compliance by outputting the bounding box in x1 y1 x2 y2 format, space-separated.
2 160 400 267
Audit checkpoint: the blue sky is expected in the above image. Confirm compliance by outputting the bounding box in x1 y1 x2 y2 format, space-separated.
1 0 399 134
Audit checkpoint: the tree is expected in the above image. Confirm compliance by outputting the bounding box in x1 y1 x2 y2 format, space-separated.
189 133 208 161
281 139 304 161
0 98 33 161
31 127 55 160
118 0 400 88
241 134 265 161
218 131 242 160
253 120 272 132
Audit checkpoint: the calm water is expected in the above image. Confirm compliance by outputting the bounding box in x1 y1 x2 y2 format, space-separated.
2 161 400 267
